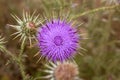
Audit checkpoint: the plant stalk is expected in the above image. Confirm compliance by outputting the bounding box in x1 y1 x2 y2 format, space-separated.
73 5 120 19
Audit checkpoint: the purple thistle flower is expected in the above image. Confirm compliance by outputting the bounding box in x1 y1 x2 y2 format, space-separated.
37 19 79 62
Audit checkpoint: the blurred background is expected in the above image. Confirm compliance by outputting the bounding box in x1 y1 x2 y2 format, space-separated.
0 0 120 80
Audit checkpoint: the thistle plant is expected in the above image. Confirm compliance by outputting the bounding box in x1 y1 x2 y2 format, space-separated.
7 11 43 80
0 0 119 80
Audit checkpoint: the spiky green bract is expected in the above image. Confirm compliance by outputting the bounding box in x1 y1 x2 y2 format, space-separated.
0 36 6 52
9 11 42 46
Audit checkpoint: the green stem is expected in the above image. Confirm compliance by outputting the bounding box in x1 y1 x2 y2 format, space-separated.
73 5 120 19
18 59 26 80
0 46 18 62
1 46 26 80
18 37 27 80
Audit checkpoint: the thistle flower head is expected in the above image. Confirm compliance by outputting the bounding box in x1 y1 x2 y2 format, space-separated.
9 11 42 46
43 62 79 80
37 19 79 62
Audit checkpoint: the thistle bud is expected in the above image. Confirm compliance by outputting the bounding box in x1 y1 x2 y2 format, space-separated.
9 11 42 46
43 62 81 80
